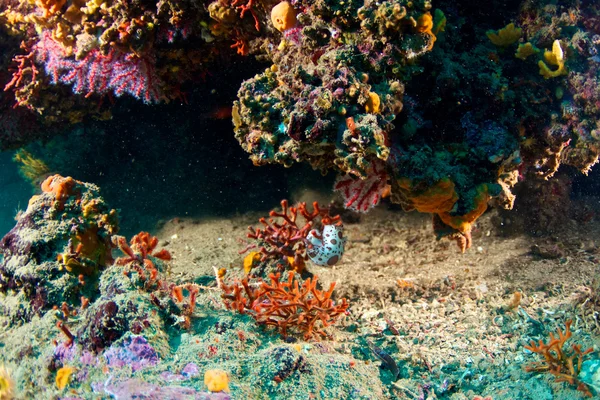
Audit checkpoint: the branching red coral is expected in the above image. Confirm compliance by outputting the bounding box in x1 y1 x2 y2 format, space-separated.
524 320 593 397
114 232 205 329
230 37 249 56
114 232 171 288
221 271 349 340
115 232 171 264
243 200 340 264
56 320 74 347
170 283 200 329
4 44 39 106
231 0 260 31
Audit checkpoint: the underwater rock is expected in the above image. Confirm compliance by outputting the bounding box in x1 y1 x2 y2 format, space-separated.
257 346 310 383
100 378 231 400
580 359 600 395
103 335 159 372
233 0 431 176
160 362 200 382
83 300 127 352
75 249 177 354
0 175 118 325
523 376 553 400
0 178 387 399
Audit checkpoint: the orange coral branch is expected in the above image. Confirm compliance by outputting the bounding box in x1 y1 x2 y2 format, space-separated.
114 232 171 290
231 0 260 31
115 232 171 265
524 320 593 397
221 272 349 340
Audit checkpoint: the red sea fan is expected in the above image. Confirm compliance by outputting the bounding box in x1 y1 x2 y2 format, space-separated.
333 159 390 212
34 31 162 103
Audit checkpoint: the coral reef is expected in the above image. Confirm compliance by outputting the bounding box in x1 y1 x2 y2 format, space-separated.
0 0 239 145
232 0 422 177
2 0 600 251
4 0 600 398
227 0 600 250
0 178 374 399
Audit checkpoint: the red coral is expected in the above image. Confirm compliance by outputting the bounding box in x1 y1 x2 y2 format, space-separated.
170 283 200 329
56 320 74 347
114 232 171 287
230 37 249 56
115 232 201 329
115 232 171 264
4 43 39 104
231 0 260 31
334 159 390 212
243 200 340 263
221 272 349 339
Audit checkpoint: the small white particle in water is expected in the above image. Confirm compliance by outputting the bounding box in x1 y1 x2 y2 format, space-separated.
218 238 223 241
477 246 483 253
171 234 178 240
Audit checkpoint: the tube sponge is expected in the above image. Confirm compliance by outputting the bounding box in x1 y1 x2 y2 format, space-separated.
538 40 567 79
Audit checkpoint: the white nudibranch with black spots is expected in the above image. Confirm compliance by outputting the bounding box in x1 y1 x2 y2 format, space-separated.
306 224 345 266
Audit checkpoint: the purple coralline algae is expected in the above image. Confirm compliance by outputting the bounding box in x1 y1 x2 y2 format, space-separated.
161 363 201 382
104 335 159 372
100 378 231 400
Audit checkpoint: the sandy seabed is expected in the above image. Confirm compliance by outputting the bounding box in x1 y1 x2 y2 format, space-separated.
155 202 600 399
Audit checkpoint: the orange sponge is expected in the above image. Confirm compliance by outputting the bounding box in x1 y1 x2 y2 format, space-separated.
41 174 78 209
438 184 490 233
396 178 458 214
271 1 297 32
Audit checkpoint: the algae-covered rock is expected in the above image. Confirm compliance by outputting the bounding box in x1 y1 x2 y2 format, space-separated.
580 359 600 396
75 260 172 353
0 175 118 325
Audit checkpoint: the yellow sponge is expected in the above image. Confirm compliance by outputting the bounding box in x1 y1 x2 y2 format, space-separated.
204 369 230 392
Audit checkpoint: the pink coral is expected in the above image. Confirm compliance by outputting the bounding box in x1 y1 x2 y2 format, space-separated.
34 31 162 103
333 160 389 212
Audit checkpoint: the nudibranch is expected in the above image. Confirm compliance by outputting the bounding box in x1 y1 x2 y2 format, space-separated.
306 224 345 266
